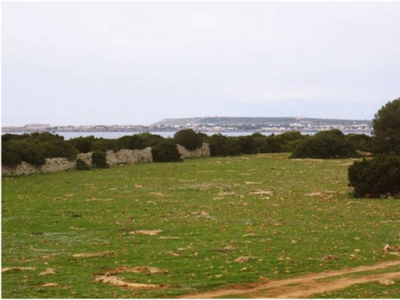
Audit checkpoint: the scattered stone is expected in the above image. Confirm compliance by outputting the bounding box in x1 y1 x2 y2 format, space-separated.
159 236 181 240
250 190 273 196
234 256 254 263
379 280 395 286
41 283 59 287
39 268 57 276
323 255 340 261
243 233 260 238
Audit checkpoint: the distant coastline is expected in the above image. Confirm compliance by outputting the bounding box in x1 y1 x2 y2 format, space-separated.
2 116 373 137
1 130 373 140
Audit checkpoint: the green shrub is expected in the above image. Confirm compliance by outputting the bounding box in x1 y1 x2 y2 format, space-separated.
37 141 78 160
346 134 374 153
290 130 355 159
114 133 164 151
91 150 109 169
76 159 91 170
237 136 258 154
207 134 241 157
173 129 205 150
2 145 22 167
3 140 46 166
68 136 96 153
348 153 400 198
151 139 182 162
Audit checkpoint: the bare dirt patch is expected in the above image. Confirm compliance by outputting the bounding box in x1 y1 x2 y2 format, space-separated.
108 266 168 275
95 275 168 290
129 230 162 236
2 267 36 273
180 260 400 298
39 268 57 276
73 251 116 258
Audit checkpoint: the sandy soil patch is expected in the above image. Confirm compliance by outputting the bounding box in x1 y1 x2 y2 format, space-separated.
39 268 57 276
73 251 116 258
129 230 162 236
180 260 400 298
95 275 168 289
2 267 36 273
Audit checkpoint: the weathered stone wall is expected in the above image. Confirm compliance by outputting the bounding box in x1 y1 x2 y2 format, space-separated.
177 143 210 159
2 148 153 177
106 148 153 166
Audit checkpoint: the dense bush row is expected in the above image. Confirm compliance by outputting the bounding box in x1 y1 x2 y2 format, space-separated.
2 129 378 168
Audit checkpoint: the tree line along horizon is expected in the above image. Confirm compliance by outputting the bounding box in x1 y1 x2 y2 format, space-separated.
2 97 400 198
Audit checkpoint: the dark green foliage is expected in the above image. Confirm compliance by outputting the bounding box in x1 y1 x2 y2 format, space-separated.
346 134 374 153
173 129 205 150
251 131 307 153
114 133 164 151
68 136 96 153
1 133 30 143
76 159 91 170
372 97 400 155
91 150 109 169
237 136 258 154
37 141 78 160
207 134 241 157
348 153 400 198
2 145 22 167
2 140 46 166
290 129 356 159
151 139 182 162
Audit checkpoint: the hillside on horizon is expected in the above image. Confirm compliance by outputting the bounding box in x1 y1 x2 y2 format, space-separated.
152 116 372 127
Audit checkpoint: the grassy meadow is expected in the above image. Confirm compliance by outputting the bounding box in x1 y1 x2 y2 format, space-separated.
2 153 399 298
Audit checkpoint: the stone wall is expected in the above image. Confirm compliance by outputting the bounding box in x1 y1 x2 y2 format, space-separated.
177 143 210 159
2 144 209 176
2 149 152 177
106 148 153 166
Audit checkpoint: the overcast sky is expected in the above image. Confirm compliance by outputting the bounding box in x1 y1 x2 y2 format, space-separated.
2 1 400 126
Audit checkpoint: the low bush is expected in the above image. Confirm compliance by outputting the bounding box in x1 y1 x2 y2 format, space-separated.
345 134 374 153
151 139 182 162
290 130 355 159
237 136 259 154
207 134 241 157
76 159 91 170
91 150 109 169
173 129 205 150
2 140 46 166
348 153 400 198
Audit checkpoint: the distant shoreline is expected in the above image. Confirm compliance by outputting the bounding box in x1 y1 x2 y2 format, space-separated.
1 130 373 140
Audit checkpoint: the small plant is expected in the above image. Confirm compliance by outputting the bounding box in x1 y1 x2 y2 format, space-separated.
76 159 91 170
348 152 400 198
91 150 109 169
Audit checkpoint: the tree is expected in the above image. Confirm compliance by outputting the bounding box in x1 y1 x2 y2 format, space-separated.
372 97 400 154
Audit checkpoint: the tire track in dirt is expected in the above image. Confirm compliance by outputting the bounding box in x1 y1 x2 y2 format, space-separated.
180 260 400 299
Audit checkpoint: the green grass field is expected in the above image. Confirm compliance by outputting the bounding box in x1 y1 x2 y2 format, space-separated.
2 153 399 298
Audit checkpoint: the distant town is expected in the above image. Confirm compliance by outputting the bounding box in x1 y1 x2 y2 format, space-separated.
2 117 373 134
